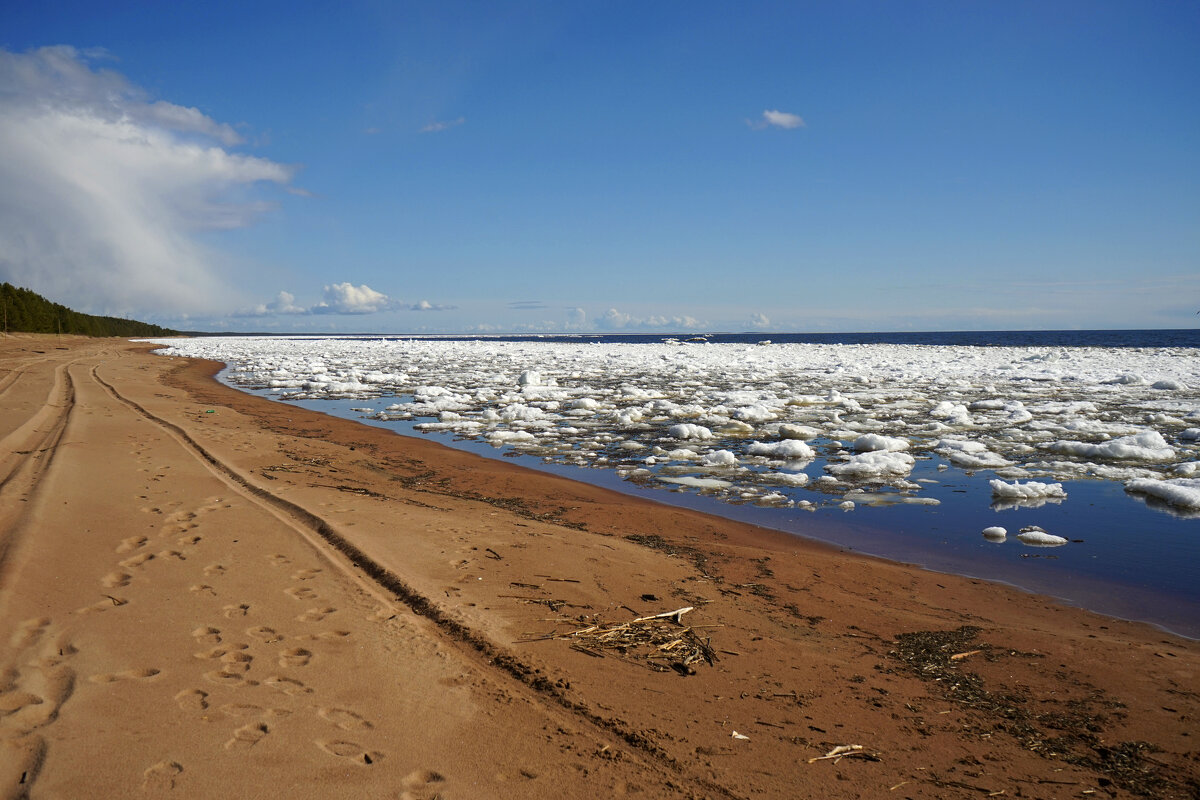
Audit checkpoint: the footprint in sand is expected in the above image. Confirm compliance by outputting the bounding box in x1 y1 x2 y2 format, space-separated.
296 607 336 623
10 617 50 649
177 534 202 546
101 572 132 588
88 668 161 684
142 761 183 791
222 604 250 618
277 648 312 668
400 769 447 800
203 670 256 688
193 643 248 660
189 584 216 596
219 652 253 674
224 722 269 750
317 707 373 732
116 535 148 553
284 587 318 601
291 568 322 581
119 552 155 569
246 626 282 644
73 595 128 615
316 739 382 765
264 676 312 696
220 703 291 719
191 626 222 645
267 554 291 567
174 689 209 711
157 549 186 561
203 563 226 577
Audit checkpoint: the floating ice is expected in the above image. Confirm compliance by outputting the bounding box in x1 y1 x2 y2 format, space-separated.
988 480 1067 499
1016 526 1068 547
982 526 1007 542
1125 478 1200 509
1047 430 1175 462
148 335 1200 514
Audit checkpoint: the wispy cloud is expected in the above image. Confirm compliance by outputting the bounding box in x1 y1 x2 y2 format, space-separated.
408 299 456 311
748 109 805 130
508 300 549 310
420 116 465 133
0 46 296 317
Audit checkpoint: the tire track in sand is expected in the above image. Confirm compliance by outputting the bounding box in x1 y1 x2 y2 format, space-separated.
90 364 744 800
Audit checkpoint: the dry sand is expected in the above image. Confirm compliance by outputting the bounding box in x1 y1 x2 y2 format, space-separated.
1 335 1197 799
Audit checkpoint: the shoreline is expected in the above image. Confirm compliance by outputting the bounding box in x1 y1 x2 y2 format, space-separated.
2 335 1198 798
230 373 1200 642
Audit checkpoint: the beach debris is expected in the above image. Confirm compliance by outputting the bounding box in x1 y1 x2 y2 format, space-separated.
807 744 879 763
523 606 716 673
731 731 750 741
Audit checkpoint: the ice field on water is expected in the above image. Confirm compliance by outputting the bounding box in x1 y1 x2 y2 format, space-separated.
151 334 1200 637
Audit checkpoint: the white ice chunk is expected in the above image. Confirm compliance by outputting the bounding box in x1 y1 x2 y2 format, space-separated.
1125 477 1200 509
658 476 732 490
988 480 1067 499
702 450 738 467
826 451 915 479
746 440 816 460
778 424 820 440
668 423 713 440
852 433 910 452
982 526 1007 542
1016 527 1068 547
1047 430 1174 461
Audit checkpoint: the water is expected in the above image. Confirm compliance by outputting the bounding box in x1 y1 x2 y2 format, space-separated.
149 329 1200 639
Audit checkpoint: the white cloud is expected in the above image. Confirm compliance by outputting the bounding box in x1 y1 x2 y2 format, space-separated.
596 308 704 331
408 299 456 311
747 312 770 328
749 109 806 130
420 117 465 133
0 46 295 317
313 282 391 314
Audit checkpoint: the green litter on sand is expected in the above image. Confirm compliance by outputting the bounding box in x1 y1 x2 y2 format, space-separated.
205 409 216 414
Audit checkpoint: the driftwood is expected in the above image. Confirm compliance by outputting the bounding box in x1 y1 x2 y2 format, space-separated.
522 606 717 673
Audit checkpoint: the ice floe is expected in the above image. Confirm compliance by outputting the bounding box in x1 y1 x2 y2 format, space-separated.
147 336 1200 514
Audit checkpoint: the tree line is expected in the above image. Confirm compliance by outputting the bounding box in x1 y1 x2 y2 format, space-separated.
1 282 179 338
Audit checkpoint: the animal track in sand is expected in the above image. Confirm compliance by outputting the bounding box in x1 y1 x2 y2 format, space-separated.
174 689 208 710
246 626 282 644
290 568 322 581
100 571 131 588
316 739 382 765
115 535 147 553
278 648 312 668
284 586 318 601
264 676 312 696
222 604 250 618
118 552 155 569
202 563 226 577
142 760 183 791
224 722 269 750
316 707 372 732
296 606 336 623
88 667 161 683
400 769 447 800
191 626 221 645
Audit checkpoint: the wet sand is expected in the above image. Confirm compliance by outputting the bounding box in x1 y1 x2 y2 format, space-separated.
1 335 1197 799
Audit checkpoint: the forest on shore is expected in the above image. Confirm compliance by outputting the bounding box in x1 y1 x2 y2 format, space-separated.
1 282 179 338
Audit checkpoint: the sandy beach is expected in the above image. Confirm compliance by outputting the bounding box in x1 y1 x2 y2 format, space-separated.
1 335 1197 799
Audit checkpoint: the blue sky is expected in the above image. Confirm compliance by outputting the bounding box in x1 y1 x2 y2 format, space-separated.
1 1 1196 333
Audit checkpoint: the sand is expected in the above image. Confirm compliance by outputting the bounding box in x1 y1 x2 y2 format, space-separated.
1 334 1197 799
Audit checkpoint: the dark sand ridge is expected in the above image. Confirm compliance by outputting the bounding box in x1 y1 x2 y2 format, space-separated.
1 335 1197 799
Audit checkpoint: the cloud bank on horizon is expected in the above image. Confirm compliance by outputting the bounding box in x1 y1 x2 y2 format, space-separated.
0 46 293 317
